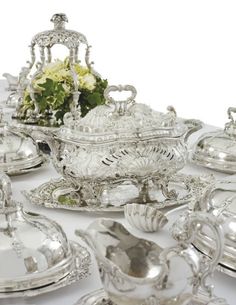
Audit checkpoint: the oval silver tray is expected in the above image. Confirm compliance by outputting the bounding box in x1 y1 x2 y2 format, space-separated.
0 241 91 299
75 288 228 305
23 173 214 212
7 155 49 176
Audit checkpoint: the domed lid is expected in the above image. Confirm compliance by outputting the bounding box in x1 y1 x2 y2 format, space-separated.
191 107 236 173
192 178 236 274
31 13 88 48
0 110 45 174
56 85 187 144
0 173 74 292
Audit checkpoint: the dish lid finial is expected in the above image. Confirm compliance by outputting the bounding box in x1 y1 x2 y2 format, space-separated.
224 107 236 137
0 172 16 212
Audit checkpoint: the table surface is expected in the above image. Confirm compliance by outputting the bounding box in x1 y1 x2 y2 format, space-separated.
0 82 235 305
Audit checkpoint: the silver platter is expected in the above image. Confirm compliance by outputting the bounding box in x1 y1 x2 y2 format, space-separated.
193 245 236 278
7 155 49 176
23 173 214 212
75 289 228 305
0 241 91 299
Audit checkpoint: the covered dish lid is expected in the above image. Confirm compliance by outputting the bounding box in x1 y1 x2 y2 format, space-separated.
191 107 236 173
192 178 236 276
57 85 188 144
0 111 44 174
0 173 74 292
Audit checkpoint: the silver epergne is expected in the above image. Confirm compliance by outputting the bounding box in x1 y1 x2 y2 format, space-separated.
76 217 227 305
0 172 91 298
31 84 202 207
10 13 97 124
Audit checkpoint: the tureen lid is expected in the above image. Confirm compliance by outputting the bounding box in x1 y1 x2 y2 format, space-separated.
31 13 88 48
191 107 236 173
193 178 236 274
0 173 74 292
0 110 44 174
57 85 187 144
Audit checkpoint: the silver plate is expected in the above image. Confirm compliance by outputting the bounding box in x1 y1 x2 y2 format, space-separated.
193 245 236 278
7 155 49 176
75 289 228 305
0 241 91 299
23 174 214 212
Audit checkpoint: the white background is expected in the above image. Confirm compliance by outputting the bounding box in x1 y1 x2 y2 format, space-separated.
1 0 236 127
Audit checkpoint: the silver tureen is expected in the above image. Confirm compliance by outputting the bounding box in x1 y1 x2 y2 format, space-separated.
0 173 90 298
0 110 47 175
33 84 201 205
192 177 236 277
191 107 236 173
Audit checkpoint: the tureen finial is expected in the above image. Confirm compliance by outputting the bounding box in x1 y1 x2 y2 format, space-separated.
50 13 68 30
225 107 236 137
0 173 15 210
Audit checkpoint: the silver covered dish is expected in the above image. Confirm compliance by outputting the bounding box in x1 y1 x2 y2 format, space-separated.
191 178 236 277
0 111 47 175
34 84 201 204
191 107 236 173
0 173 90 298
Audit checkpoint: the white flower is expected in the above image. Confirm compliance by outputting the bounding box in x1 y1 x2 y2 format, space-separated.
80 73 96 90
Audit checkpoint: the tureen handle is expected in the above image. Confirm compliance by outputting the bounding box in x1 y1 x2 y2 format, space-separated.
225 107 236 136
104 85 137 115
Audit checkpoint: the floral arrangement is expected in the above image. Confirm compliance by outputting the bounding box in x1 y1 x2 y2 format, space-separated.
18 58 108 126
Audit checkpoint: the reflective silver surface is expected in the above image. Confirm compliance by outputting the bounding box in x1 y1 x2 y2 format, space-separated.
76 216 225 305
0 111 47 175
23 173 213 212
192 179 236 277
124 203 169 232
0 173 90 297
190 107 236 173
75 288 228 305
32 85 202 205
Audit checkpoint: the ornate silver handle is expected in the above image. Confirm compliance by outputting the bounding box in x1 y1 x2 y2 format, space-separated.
171 211 224 297
104 85 137 104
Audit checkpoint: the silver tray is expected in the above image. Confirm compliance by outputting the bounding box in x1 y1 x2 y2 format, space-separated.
8 155 49 176
23 173 214 212
0 241 91 299
193 245 236 278
75 289 228 305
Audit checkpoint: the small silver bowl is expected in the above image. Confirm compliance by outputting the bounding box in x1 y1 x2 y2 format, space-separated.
124 203 168 232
